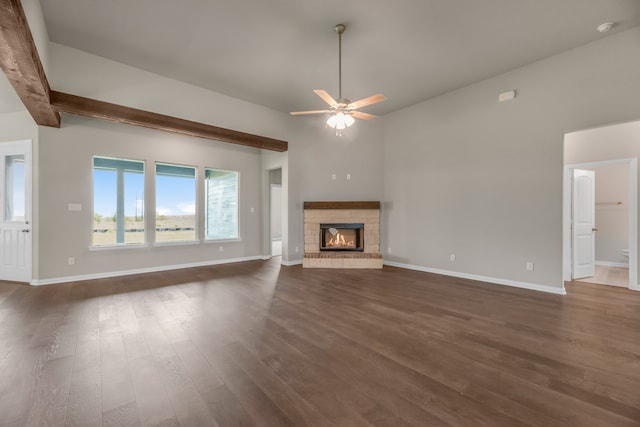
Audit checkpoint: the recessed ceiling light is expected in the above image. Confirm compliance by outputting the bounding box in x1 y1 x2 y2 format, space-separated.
597 22 614 33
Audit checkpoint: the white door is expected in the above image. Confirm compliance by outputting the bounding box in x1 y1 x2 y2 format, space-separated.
0 140 32 283
572 169 595 279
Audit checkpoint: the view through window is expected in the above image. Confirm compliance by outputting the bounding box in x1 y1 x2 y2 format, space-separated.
93 157 145 246
92 157 240 246
205 168 239 239
156 163 196 242
4 155 25 222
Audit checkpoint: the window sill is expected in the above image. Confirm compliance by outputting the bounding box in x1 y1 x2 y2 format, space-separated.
90 243 149 251
152 240 200 247
89 239 239 250
204 237 241 244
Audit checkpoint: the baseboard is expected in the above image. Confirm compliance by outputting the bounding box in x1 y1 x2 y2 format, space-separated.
29 256 566 294
595 260 629 268
30 255 268 286
383 261 566 295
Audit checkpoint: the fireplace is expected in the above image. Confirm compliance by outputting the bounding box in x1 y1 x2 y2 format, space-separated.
303 201 382 269
320 223 364 252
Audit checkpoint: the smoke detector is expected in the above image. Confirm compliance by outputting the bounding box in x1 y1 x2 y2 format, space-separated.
597 22 614 33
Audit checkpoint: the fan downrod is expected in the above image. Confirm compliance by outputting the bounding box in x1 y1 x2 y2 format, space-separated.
335 24 346 99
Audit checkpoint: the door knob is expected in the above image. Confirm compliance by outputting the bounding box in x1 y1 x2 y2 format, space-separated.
21 229 30 233
592 227 599 232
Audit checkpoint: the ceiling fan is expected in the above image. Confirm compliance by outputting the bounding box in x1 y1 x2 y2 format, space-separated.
290 23 386 135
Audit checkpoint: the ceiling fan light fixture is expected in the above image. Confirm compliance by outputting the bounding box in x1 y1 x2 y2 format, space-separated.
290 24 386 134
344 114 355 127
326 114 338 128
326 112 354 130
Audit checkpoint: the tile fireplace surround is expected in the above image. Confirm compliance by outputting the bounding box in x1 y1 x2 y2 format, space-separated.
303 201 383 269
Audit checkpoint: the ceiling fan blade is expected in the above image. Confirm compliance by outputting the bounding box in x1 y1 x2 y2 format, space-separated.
313 89 338 107
347 94 387 110
290 110 332 116
351 111 376 120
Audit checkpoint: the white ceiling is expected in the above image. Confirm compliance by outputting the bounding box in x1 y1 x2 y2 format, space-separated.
4 1 640 116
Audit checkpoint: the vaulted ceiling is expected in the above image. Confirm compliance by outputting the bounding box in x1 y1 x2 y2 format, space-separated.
2 0 640 117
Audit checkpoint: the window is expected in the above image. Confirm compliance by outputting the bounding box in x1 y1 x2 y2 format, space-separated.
5 155 25 221
93 157 145 246
205 168 238 239
156 163 196 242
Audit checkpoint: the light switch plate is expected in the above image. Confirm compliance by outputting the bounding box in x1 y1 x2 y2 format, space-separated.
68 203 82 211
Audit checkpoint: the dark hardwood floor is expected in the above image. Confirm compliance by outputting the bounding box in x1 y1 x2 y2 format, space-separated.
1 259 639 426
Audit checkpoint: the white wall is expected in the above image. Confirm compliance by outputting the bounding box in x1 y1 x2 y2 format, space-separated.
383 26 640 292
48 43 290 141
21 0 50 74
286 117 385 262
0 111 37 142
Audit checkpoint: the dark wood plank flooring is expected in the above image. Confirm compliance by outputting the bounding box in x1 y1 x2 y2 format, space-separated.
1 259 639 426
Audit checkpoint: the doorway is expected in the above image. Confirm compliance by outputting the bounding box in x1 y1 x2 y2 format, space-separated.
269 168 282 257
0 140 32 283
563 158 638 291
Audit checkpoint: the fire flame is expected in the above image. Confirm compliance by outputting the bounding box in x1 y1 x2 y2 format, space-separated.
327 232 356 248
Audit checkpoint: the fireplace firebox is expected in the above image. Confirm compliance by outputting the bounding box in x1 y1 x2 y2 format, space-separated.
320 223 364 252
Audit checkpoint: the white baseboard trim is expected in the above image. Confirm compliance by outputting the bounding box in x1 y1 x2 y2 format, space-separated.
30 255 268 286
281 259 303 267
383 260 567 295
595 260 629 268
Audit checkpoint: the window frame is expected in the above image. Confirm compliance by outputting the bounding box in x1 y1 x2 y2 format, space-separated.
203 167 240 242
91 155 146 248
154 161 198 245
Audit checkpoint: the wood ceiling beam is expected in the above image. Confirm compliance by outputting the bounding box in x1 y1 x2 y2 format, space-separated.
50 91 288 152
0 0 60 127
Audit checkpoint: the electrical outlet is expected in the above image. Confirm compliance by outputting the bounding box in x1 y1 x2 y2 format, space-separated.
346 173 351 180
219 246 224 252
295 246 299 253
331 174 336 181
526 261 534 271
450 253 456 262
388 247 391 253
67 257 75 265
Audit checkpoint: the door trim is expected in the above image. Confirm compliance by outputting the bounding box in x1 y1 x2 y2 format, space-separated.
563 158 638 291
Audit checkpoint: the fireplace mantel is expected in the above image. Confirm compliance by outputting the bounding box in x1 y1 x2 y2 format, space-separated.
303 201 381 210
303 201 382 269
